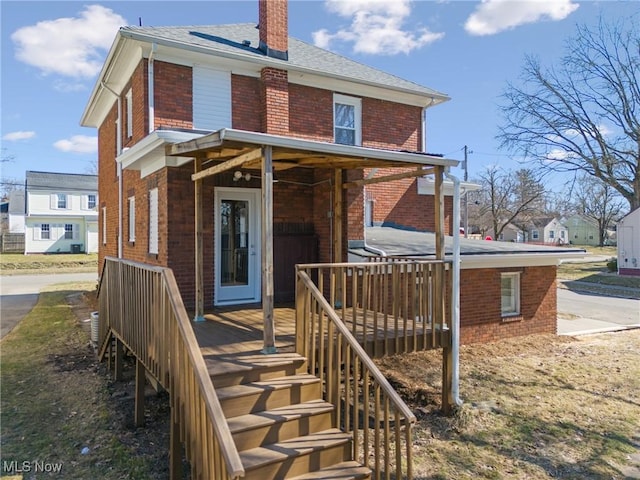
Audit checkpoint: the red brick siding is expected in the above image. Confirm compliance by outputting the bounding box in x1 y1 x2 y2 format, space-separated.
261 67 289 135
459 266 557 344
154 61 192 130
120 60 148 149
97 103 119 274
232 75 262 131
362 98 422 150
365 171 453 234
289 84 333 141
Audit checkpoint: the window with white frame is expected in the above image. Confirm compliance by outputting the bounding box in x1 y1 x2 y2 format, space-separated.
64 223 78 240
102 207 107 245
532 230 539 240
149 188 158 255
128 196 136 242
125 88 133 138
87 194 97 210
549 230 555 239
54 193 67 209
501 272 521 317
333 94 361 146
40 224 51 240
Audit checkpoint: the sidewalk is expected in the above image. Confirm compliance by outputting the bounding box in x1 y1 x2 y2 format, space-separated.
558 316 640 336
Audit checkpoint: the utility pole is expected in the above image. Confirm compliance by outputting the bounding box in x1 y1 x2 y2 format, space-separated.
463 146 471 238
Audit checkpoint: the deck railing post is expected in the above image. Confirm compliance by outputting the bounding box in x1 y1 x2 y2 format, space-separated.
135 358 146 427
170 415 183 480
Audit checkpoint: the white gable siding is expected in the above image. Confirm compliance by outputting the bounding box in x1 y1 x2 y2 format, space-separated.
192 66 231 131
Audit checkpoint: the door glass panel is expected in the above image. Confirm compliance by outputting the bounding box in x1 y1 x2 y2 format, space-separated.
220 199 249 286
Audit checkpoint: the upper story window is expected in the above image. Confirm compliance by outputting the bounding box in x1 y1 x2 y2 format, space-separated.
56 194 67 209
125 88 133 138
87 194 97 210
334 94 361 146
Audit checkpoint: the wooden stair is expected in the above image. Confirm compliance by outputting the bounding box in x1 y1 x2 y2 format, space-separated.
209 352 371 480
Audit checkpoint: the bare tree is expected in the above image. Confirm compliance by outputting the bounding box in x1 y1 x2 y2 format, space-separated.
470 166 545 240
498 16 640 210
573 174 626 246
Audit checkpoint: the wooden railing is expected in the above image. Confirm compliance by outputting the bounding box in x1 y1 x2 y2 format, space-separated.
98 257 244 480
296 261 449 479
296 260 451 358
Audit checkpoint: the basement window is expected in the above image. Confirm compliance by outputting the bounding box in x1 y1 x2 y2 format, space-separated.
501 272 520 317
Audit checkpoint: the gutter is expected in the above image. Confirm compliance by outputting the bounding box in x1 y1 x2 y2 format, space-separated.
444 168 463 408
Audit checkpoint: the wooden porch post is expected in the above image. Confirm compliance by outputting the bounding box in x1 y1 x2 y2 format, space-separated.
262 146 277 354
194 157 205 322
435 166 454 415
333 169 343 264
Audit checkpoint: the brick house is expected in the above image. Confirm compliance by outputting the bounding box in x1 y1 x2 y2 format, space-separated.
81 1 583 345
81 2 589 476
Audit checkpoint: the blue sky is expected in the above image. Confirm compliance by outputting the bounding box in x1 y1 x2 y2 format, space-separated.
1 0 638 189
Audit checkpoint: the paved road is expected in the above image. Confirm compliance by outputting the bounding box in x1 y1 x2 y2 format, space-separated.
0 272 98 339
557 287 640 335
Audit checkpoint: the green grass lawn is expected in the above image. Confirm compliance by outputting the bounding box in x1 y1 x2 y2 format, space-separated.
0 283 153 479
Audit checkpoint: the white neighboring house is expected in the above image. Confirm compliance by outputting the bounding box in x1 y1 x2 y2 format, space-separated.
617 207 640 276
528 217 568 245
24 171 98 254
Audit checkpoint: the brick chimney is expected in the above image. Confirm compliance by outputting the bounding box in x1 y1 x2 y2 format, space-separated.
258 0 288 60
258 0 289 135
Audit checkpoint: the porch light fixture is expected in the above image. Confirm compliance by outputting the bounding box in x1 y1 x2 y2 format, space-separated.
233 171 252 182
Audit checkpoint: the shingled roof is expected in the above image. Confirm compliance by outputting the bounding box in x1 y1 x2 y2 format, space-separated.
119 23 448 101
26 171 97 192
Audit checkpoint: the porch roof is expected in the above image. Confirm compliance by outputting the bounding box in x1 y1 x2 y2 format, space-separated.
166 128 459 171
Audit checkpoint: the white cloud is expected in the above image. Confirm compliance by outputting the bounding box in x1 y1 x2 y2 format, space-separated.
313 0 444 55
465 0 579 36
11 5 126 78
54 135 98 154
3 131 36 141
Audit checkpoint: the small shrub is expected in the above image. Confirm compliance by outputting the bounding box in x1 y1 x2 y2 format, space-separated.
606 258 618 272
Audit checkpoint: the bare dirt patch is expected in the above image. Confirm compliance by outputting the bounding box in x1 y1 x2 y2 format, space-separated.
376 331 640 479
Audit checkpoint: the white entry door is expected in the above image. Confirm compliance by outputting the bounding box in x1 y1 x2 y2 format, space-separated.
215 187 261 305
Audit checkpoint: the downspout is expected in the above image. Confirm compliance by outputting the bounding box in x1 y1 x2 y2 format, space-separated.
148 43 156 133
101 81 123 259
444 168 463 407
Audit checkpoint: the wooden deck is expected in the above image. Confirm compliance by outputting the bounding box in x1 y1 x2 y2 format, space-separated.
194 305 297 355
193 304 449 363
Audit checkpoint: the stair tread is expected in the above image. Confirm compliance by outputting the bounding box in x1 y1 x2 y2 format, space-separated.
217 373 320 401
228 399 334 434
288 461 372 480
205 352 306 378
240 428 351 471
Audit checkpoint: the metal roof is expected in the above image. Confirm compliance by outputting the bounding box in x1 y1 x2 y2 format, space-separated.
120 23 449 101
26 171 97 191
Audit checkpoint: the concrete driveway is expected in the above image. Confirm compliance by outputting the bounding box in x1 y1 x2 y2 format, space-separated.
0 272 98 339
